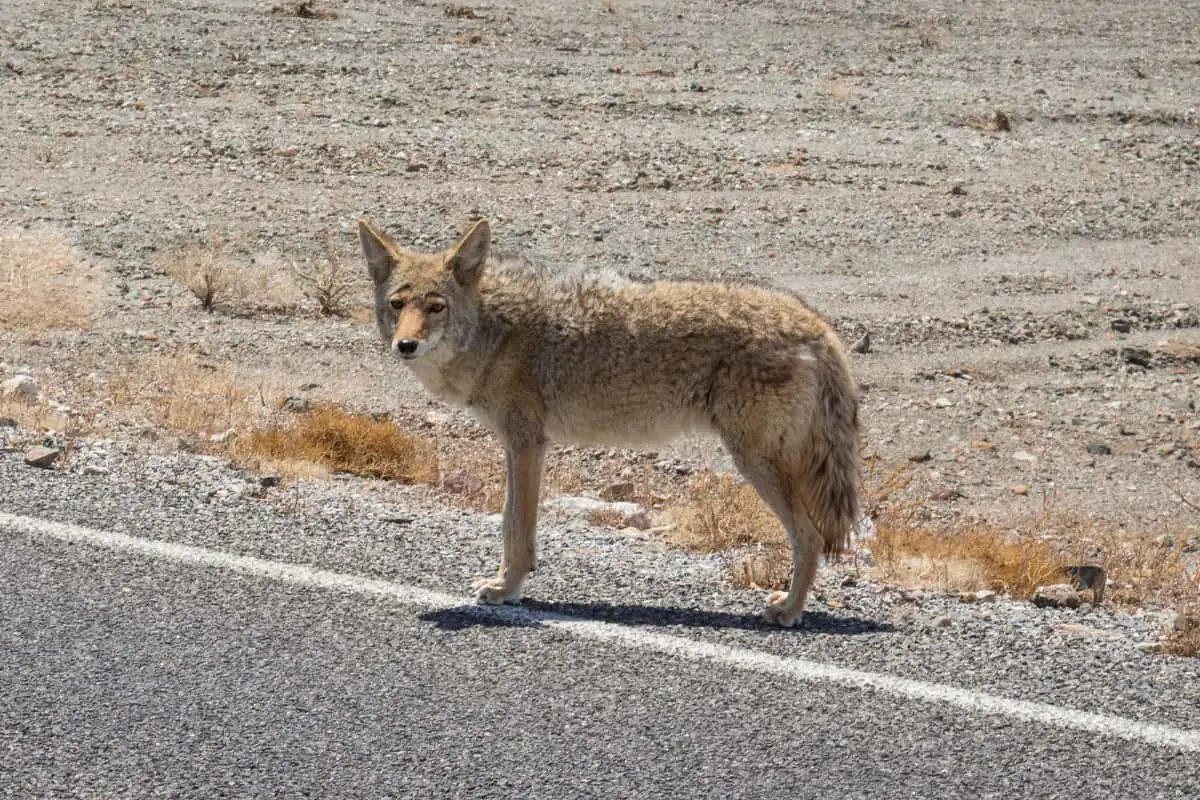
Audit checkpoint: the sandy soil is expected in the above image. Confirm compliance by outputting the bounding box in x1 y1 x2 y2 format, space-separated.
2 0 1198 535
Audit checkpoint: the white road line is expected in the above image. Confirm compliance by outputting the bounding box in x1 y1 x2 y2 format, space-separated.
3 509 1198 753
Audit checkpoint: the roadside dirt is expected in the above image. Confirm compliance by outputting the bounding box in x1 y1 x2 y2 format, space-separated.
2 0 1198 540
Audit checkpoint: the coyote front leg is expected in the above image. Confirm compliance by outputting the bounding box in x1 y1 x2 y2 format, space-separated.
475 441 545 604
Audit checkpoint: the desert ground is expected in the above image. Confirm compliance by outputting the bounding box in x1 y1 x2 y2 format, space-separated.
2 1 1198 616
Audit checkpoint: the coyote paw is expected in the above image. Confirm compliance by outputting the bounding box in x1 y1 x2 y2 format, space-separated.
473 577 524 606
763 590 803 628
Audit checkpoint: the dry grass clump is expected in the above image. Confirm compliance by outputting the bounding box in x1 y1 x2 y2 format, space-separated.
0 227 105 330
586 507 636 529
671 472 791 590
1082 525 1200 656
236 406 438 484
438 445 506 512
106 355 275 437
0 396 76 437
672 472 785 553
965 109 1012 132
871 501 1063 597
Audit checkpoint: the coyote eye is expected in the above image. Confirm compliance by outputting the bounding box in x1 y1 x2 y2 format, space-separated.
426 299 447 314
389 297 405 310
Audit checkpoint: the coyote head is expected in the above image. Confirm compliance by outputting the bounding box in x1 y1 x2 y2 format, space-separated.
357 219 488 361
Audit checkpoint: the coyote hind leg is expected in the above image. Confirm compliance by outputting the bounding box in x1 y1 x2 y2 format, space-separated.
726 445 823 628
763 505 824 628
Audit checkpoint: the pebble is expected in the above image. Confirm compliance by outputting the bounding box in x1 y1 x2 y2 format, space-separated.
24 445 61 469
1 374 39 403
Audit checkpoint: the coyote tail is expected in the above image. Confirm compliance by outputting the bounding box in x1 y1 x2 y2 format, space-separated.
801 347 861 557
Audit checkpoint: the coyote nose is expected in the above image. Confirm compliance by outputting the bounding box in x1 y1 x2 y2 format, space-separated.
395 339 420 356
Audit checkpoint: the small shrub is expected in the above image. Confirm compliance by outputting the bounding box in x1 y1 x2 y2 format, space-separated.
292 250 358 317
270 2 337 20
162 240 233 312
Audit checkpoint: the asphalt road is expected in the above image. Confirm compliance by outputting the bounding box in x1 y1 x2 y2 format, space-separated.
2 458 1199 799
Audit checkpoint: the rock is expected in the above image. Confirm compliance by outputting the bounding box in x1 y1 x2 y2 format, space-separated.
1063 565 1107 604
1 374 38 404
932 615 953 628
850 332 871 354
442 470 485 496
282 396 311 413
1011 450 1037 463
852 516 877 542
599 481 636 502
259 474 280 488
209 428 237 444
933 397 954 408
1167 612 1198 635
1121 346 1152 367
974 589 999 603
1010 484 1029 495
1110 319 1132 334
545 494 642 516
1086 442 1112 455
907 450 932 463
24 446 61 469
0 417 17 428
623 510 652 530
1032 583 1084 609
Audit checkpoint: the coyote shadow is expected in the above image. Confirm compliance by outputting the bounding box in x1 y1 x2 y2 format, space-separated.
419 599 891 636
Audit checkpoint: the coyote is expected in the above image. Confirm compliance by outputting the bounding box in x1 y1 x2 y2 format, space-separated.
358 219 860 626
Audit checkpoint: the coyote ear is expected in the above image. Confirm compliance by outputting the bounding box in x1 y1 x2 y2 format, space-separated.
446 219 490 286
358 220 398 286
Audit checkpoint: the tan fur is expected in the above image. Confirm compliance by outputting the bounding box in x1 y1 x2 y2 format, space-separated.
359 218 861 626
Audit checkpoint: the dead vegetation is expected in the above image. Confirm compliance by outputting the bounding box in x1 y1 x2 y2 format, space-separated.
270 2 337 20
161 238 235 313
965 109 1012 132
160 238 320 314
870 501 1064 597
444 4 480 18
236 405 438 484
1162 610 1200 656
0 227 105 330
658 459 1199 653
291 247 358 317
106 355 279 438
670 472 791 590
